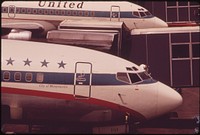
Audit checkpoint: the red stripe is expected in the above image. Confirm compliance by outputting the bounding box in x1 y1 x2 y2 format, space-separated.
1 87 146 121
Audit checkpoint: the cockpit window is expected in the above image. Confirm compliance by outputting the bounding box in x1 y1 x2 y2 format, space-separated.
138 72 151 80
132 11 140 17
117 72 152 84
129 73 142 84
136 11 152 18
145 11 152 16
126 67 133 71
132 66 138 71
117 72 130 84
139 12 146 17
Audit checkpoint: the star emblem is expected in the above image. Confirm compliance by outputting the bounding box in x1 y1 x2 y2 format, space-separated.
58 60 66 69
23 58 32 66
6 57 15 65
41 59 49 67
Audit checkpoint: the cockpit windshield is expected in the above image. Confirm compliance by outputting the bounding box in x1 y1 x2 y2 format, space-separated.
128 71 152 84
138 72 151 80
128 73 141 83
117 71 152 84
132 11 152 18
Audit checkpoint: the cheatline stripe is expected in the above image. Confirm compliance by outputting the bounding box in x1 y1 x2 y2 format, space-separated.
1 70 157 85
2 6 154 18
2 86 146 121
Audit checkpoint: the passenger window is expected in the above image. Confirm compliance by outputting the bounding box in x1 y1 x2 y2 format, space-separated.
25 73 33 82
14 72 21 81
36 73 44 82
129 73 141 84
3 71 10 81
117 72 130 84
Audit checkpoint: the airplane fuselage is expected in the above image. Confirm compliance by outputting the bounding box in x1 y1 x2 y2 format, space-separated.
1 1 168 30
1 39 182 124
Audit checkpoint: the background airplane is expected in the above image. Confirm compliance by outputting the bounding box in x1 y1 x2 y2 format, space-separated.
1 39 182 126
1 1 168 39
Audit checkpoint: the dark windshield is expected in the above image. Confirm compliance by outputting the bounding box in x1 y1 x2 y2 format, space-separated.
138 72 151 80
129 73 141 84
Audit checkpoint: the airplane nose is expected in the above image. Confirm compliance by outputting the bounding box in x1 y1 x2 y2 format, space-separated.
153 17 168 28
157 82 183 116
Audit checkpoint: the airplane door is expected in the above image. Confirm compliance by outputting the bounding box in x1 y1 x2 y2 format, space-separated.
74 62 92 98
110 6 120 21
8 5 16 18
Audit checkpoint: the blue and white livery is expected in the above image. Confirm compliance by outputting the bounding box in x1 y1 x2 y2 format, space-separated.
1 1 167 35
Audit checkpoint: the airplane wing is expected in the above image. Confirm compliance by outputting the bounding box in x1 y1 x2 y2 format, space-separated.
2 19 126 52
2 19 56 34
2 22 43 30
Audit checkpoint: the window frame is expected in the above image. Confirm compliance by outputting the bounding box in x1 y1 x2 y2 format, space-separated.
128 73 143 84
116 72 131 84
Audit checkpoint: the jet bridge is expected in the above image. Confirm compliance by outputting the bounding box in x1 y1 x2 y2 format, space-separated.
46 19 130 56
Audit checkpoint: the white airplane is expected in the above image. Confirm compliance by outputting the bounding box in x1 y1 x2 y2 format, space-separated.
2 1 168 39
1 39 182 125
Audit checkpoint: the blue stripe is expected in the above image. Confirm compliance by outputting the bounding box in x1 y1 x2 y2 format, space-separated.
1 6 154 19
1 70 157 85
1 71 127 85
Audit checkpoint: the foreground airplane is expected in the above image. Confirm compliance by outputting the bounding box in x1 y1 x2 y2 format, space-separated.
1 39 182 126
2 1 168 39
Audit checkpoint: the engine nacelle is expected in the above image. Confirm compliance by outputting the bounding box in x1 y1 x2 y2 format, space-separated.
6 29 32 40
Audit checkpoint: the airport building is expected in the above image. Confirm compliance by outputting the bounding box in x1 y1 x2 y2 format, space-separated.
127 1 200 88
135 1 200 24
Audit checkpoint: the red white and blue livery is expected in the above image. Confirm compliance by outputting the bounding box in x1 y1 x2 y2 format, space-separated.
1 39 182 123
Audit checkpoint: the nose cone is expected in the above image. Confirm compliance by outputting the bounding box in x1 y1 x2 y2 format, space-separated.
153 17 168 28
157 82 183 116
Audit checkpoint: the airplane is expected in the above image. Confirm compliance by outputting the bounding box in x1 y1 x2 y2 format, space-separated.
1 39 182 130
1 1 168 40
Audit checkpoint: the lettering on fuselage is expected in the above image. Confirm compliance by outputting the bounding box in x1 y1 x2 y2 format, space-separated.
38 1 84 9
39 84 68 89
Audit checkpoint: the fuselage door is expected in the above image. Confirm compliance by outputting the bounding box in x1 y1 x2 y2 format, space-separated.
110 5 120 21
74 62 92 98
8 5 16 18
